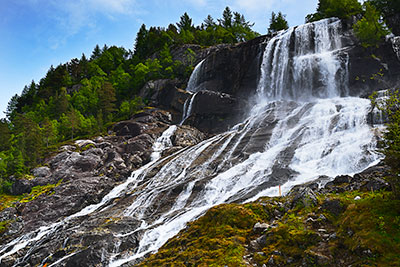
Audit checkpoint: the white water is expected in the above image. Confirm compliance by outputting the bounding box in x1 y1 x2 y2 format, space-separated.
258 18 348 100
180 92 197 125
186 59 205 93
150 125 177 161
0 18 383 266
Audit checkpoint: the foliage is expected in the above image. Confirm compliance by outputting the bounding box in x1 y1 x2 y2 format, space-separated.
334 191 400 266
370 90 400 198
133 7 259 60
368 0 400 18
0 6 259 191
139 203 270 266
268 12 289 35
306 0 363 22
140 190 400 266
353 2 390 48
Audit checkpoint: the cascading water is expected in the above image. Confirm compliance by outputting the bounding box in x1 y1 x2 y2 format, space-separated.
180 92 197 125
180 59 205 125
258 18 348 100
0 18 383 266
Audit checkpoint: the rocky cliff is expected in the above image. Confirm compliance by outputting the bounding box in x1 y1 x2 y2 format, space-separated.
140 19 400 134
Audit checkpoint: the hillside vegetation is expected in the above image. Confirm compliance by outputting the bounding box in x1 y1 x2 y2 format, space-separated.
0 7 259 191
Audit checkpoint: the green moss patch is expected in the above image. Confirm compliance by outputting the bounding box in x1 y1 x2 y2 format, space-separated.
139 203 272 266
138 190 400 266
0 179 62 212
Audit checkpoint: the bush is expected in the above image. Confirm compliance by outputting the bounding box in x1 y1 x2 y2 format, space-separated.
353 2 390 48
306 0 362 22
371 89 400 198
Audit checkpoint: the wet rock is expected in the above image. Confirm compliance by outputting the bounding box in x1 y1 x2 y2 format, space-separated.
172 125 205 147
347 39 400 97
321 199 345 217
139 79 190 115
194 35 267 98
32 166 51 178
185 90 243 133
387 14 400 36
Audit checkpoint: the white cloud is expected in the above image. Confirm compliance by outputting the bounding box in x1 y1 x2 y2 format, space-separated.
40 0 141 49
233 0 276 14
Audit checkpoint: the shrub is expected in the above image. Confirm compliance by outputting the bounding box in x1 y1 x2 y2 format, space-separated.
353 2 390 48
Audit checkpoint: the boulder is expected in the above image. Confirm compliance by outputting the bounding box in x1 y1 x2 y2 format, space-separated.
10 179 32 195
74 154 102 172
172 125 205 147
113 121 144 137
321 199 345 217
289 186 318 209
253 222 270 234
75 139 96 148
32 166 51 178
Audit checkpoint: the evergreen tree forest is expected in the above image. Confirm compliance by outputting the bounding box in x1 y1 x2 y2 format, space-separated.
0 7 259 191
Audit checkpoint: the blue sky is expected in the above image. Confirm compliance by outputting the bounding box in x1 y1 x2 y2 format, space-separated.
0 0 318 118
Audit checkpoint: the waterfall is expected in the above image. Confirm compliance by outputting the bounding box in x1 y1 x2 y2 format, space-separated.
180 59 205 125
150 125 177 161
0 18 383 266
180 92 197 125
258 18 348 100
186 59 205 93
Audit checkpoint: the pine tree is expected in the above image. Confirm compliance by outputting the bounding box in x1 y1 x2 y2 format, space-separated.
134 24 149 60
91 44 102 60
177 12 194 32
268 12 289 35
98 81 117 121
219 7 233 28
203 15 216 29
